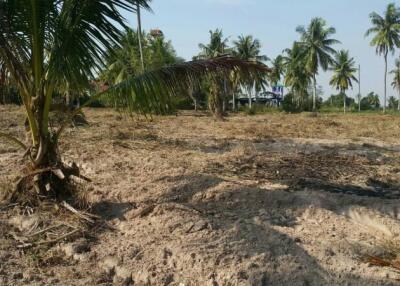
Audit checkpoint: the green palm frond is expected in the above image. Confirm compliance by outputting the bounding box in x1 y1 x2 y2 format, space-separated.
56 55 270 139
100 56 270 114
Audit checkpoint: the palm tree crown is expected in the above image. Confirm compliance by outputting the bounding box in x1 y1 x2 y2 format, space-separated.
269 55 285 86
330 50 358 92
296 18 340 75
198 29 230 59
233 35 269 62
365 3 400 56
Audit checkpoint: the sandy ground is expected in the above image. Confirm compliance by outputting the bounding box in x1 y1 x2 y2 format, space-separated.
1 106 400 285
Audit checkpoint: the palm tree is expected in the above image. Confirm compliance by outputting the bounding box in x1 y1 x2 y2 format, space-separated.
329 50 358 113
103 29 181 84
283 43 311 108
367 92 381 108
296 18 340 112
197 29 231 117
366 3 400 113
390 59 400 111
269 55 285 87
233 35 269 108
198 29 230 59
0 1 268 200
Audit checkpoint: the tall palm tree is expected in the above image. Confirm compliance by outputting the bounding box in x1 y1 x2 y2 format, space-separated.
329 50 358 113
0 1 268 200
233 35 269 108
390 58 400 111
296 18 340 112
366 3 400 113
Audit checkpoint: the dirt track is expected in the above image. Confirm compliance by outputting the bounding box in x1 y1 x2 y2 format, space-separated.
1 106 400 285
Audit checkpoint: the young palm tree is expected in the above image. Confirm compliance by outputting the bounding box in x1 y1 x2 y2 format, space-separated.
366 3 400 113
0 1 268 200
296 18 340 112
390 59 400 111
329 50 358 113
233 35 269 108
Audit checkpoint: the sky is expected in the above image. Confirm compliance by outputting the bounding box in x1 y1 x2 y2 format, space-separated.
122 0 400 101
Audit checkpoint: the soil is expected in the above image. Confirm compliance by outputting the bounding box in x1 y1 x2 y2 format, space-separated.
1 106 400 285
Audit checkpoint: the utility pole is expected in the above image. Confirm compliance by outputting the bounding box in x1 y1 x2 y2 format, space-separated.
136 2 145 72
358 64 361 112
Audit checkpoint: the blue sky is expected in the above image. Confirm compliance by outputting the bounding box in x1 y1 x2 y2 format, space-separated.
122 0 400 100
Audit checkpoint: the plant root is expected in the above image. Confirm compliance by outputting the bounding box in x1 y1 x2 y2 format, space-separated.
10 161 91 208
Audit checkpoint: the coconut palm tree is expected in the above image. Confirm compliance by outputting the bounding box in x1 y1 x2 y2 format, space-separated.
296 18 340 112
103 29 181 85
390 59 400 111
197 29 232 118
269 55 285 87
329 50 358 113
283 43 311 108
198 29 230 59
366 3 400 113
233 35 269 108
0 1 268 201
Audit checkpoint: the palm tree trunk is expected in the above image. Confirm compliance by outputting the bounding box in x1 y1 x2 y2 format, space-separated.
343 89 346 114
312 74 317 112
136 2 145 72
248 86 252 109
232 91 236 111
384 52 388 114
398 89 400 111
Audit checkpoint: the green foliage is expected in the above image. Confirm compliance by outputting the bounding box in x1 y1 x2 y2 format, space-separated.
365 3 400 57
329 50 358 93
388 96 398 109
360 92 381 110
324 93 356 108
282 92 321 113
102 28 182 84
391 59 400 94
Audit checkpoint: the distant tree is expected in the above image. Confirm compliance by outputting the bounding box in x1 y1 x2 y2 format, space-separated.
233 35 269 108
269 55 285 86
390 58 400 110
296 18 340 112
360 92 381 110
198 29 231 118
388 96 399 109
324 93 355 109
329 50 358 113
283 43 311 109
103 29 181 85
366 3 400 113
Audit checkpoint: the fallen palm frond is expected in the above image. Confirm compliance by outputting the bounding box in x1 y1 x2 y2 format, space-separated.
364 254 400 271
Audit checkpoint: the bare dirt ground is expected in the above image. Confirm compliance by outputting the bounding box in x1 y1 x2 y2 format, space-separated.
1 106 400 285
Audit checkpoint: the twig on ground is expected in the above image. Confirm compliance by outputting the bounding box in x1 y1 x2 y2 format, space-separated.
60 201 95 223
17 229 81 249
